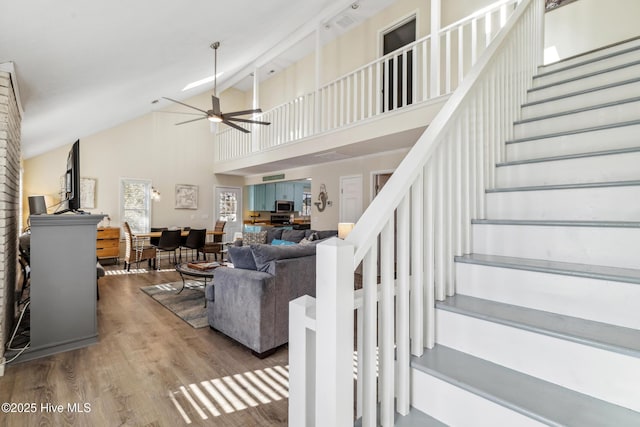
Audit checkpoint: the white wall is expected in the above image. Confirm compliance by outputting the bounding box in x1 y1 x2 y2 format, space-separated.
544 0 640 62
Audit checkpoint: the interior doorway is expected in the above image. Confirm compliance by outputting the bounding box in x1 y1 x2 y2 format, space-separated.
381 16 416 111
339 175 363 223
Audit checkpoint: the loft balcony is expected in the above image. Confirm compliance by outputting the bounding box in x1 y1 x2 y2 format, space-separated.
213 0 518 175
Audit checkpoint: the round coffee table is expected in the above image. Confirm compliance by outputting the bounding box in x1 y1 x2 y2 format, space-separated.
174 262 222 304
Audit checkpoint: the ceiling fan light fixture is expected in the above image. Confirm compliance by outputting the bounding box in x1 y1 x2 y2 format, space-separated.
208 115 223 123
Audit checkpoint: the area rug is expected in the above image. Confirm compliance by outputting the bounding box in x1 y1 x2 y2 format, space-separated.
140 281 208 328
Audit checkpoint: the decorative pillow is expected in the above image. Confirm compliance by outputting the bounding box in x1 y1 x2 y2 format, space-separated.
281 229 306 243
243 231 267 245
250 243 317 272
298 237 313 245
265 227 284 244
271 239 297 246
227 246 257 270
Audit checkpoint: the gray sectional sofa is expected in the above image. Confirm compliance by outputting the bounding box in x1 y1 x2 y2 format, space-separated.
204 229 337 357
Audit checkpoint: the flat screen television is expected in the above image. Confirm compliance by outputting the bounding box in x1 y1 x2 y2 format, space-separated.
55 139 81 214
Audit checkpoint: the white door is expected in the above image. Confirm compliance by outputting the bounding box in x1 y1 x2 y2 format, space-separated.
214 186 242 242
340 175 363 223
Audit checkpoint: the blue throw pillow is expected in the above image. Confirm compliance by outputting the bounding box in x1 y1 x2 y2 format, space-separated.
271 239 296 246
227 246 257 270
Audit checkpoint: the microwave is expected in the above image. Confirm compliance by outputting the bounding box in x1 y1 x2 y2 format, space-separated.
275 200 294 212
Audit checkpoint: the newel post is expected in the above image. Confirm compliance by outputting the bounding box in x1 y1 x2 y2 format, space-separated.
315 238 355 426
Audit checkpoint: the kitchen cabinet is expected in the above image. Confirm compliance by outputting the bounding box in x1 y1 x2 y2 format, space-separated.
265 183 276 210
275 182 294 201
249 184 267 211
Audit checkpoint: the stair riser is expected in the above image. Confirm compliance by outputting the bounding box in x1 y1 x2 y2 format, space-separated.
436 309 640 411
522 80 640 120
472 223 640 269
514 100 640 140
506 123 640 161
411 369 545 427
455 262 640 329
539 38 640 74
486 185 640 221
533 49 640 88
527 63 640 103
497 152 640 187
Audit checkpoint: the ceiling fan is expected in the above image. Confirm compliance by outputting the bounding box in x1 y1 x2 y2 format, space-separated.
163 41 270 133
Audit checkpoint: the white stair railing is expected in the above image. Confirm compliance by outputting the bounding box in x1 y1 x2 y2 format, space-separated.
289 0 544 425
216 0 519 162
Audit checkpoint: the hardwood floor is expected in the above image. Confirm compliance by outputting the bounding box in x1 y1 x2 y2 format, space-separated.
0 265 289 426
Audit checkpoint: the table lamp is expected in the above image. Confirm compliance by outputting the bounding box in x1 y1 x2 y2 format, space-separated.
338 222 355 239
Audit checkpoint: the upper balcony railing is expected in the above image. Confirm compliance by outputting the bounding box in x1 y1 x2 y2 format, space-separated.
216 0 520 163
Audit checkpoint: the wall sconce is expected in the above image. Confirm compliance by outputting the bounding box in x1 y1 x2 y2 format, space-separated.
151 187 161 201
338 222 355 239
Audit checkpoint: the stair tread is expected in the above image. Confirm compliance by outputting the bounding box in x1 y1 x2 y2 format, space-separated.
529 59 640 93
437 295 640 357
514 96 640 125
538 37 640 77
412 345 640 426
523 76 640 107
472 219 640 228
506 119 640 144
497 146 640 167
354 407 447 427
455 253 640 285
487 179 640 193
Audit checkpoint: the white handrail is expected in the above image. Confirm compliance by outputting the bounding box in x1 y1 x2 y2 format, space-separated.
216 0 519 162
290 0 544 425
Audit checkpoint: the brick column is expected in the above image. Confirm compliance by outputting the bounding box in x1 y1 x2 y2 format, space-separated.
0 70 22 372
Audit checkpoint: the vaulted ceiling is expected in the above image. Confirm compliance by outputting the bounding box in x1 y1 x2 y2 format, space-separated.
1 0 394 158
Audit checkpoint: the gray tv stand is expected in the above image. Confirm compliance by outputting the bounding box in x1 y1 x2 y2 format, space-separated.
17 214 104 363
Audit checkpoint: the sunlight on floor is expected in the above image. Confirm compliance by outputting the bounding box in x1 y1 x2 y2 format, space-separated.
169 365 290 424
105 267 177 275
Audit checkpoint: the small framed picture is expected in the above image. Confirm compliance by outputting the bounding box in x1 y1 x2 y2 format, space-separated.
175 184 198 209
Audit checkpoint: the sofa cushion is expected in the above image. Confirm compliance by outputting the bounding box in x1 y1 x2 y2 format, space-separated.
265 227 284 244
250 243 317 272
316 230 338 240
228 246 257 270
243 231 267 245
281 229 306 243
271 239 296 246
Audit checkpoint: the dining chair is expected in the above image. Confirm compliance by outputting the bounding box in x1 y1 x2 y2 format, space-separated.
180 228 207 262
149 227 167 247
123 222 157 271
200 220 226 261
155 229 181 269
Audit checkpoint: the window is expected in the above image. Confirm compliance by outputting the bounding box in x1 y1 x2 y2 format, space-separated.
218 190 238 222
120 178 151 234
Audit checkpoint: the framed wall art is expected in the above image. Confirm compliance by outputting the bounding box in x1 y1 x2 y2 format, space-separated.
175 184 198 209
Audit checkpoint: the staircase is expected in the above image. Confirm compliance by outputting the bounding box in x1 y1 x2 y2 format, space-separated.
409 37 640 426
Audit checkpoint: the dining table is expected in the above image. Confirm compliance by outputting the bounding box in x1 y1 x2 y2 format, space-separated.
134 230 224 239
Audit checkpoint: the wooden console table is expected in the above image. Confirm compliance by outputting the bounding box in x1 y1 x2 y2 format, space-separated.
97 226 120 261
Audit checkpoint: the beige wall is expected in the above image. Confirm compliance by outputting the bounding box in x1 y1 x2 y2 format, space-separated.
23 91 243 230
544 0 640 62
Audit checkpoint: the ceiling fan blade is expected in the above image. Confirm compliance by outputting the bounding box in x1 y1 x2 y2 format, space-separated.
224 108 263 117
155 110 203 116
223 120 251 133
175 116 208 126
162 97 209 114
225 117 271 126
211 95 222 116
